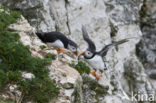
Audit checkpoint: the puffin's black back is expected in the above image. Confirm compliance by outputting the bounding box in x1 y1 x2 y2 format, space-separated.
36 32 69 48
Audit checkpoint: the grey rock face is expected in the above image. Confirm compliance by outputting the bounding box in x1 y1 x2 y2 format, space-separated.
81 74 109 103
1 0 156 103
136 0 156 71
105 0 143 24
2 0 69 33
124 57 155 100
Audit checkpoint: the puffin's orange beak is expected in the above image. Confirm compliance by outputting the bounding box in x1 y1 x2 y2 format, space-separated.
80 50 86 55
76 50 78 56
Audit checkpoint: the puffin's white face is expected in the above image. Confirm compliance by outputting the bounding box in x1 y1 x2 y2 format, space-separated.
67 44 78 56
68 44 77 52
84 50 94 58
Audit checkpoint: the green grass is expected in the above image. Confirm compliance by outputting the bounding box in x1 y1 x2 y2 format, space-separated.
0 7 59 103
69 61 91 75
45 53 56 60
0 69 9 89
0 98 14 103
40 45 46 50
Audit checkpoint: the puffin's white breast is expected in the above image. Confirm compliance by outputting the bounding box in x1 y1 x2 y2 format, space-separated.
47 40 64 48
86 55 105 70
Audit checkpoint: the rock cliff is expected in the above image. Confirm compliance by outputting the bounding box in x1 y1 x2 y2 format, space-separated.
1 0 156 103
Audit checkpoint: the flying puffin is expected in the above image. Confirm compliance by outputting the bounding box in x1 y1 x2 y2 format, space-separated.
79 26 129 79
36 31 78 56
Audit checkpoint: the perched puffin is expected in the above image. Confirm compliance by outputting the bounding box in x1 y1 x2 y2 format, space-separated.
79 26 129 79
36 32 78 56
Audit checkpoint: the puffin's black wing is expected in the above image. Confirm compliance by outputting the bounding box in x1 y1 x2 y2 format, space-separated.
36 32 64 42
36 32 69 48
81 25 96 52
44 32 68 42
98 39 129 57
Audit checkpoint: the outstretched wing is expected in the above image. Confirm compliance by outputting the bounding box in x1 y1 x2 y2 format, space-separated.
98 39 129 57
81 25 96 52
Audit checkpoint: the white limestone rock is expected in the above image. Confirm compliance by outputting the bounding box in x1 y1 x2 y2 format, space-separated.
21 72 35 80
8 15 82 103
2 0 156 103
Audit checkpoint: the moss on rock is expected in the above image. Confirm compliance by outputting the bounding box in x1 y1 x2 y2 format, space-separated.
0 98 14 103
69 61 90 75
0 7 59 103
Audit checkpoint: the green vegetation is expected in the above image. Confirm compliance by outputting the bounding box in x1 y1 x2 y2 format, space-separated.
40 45 46 50
0 97 14 103
90 84 109 95
109 21 117 38
82 76 109 100
0 7 59 103
69 61 90 75
0 69 8 89
45 53 56 60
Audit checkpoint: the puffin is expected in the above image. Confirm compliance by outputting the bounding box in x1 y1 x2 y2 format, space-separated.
79 26 129 79
36 31 78 56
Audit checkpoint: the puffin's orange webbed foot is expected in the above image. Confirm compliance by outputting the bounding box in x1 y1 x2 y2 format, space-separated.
95 74 102 79
57 48 66 54
90 71 96 76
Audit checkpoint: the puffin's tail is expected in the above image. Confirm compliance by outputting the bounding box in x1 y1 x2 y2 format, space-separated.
36 32 45 42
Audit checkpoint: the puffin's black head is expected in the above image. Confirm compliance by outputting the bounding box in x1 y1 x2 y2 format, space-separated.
36 32 46 42
67 39 78 56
